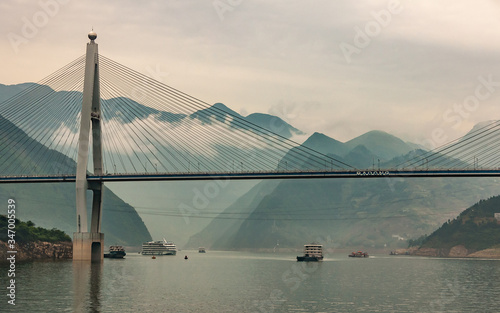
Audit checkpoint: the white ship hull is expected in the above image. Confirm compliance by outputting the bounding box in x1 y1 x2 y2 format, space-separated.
141 239 177 256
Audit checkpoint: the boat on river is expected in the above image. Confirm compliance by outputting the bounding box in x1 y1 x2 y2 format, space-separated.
348 251 369 258
297 243 323 262
141 239 177 255
104 245 126 259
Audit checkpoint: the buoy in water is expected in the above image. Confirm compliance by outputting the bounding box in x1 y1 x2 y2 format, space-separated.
184 255 188 260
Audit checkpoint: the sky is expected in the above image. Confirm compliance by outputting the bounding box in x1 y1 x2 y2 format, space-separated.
2 0 500 147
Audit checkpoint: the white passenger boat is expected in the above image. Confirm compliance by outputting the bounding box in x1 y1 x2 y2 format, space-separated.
297 243 323 262
141 239 177 255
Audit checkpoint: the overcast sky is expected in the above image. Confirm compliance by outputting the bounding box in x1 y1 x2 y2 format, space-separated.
2 0 500 147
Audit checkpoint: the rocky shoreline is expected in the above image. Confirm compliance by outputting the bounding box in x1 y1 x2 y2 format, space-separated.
0 240 72 263
393 246 500 259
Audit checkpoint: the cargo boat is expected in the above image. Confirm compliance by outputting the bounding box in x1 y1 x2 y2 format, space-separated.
104 245 126 259
348 251 369 258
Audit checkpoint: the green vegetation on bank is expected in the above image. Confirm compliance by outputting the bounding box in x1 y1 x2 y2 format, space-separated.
411 196 500 252
408 235 427 247
0 215 71 243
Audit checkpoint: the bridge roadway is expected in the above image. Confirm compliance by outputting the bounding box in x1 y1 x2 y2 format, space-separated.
2 168 500 183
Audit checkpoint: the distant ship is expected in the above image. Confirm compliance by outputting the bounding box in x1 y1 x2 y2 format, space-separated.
297 244 323 262
198 247 206 253
141 239 177 255
348 251 369 258
104 245 126 259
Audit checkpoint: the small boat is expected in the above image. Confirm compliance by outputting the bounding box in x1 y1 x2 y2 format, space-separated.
152 256 156 259
348 251 369 258
104 245 126 259
198 247 206 253
297 243 323 262
184 255 188 260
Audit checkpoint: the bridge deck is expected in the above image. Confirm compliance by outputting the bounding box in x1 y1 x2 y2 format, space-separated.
2 169 500 183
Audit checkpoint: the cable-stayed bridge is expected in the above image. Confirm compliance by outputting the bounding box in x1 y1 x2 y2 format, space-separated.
2 52 500 182
1 32 500 260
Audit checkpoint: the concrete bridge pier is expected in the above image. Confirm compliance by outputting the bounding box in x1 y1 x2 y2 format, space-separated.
73 232 104 262
73 31 104 262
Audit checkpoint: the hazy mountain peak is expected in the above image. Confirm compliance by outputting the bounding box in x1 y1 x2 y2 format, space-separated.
301 132 349 156
306 132 341 142
349 130 402 142
210 102 242 118
304 132 342 146
245 113 304 139
346 130 413 160
189 102 242 125
467 120 498 135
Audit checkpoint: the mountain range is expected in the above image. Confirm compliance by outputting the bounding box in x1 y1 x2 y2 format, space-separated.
2 82 499 252
187 125 500 251
0 82 307 247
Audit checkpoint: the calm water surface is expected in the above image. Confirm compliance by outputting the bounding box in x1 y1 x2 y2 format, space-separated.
2 251 500 312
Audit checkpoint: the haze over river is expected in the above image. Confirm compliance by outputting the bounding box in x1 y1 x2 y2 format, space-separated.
2 251 500 312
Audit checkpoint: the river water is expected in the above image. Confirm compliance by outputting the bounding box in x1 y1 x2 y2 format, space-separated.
2 251 500 312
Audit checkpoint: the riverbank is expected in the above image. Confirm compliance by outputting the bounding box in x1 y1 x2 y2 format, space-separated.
392 246 500 259
0 240 72 263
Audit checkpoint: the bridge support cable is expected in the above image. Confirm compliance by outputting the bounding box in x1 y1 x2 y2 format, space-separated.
396 121 500 170
13 81 84 175
100 76 185 172
98 57 313 172
0 56 86 176
3 48 500 177
99 74 259 173
1 49 356 178
97 55 354 174
100 55 351 171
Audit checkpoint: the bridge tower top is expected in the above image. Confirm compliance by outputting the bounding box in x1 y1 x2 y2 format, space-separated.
88 30 97 41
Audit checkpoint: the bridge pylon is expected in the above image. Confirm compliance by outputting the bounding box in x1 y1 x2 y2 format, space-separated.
73 31 104 262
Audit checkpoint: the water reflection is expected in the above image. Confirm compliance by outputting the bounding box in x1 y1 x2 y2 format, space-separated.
73 261 103 312
89 262 103 312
